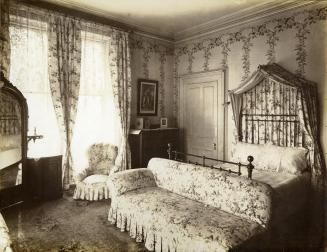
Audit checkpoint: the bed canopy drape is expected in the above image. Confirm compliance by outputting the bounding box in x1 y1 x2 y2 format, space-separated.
229 63 325 191
229 63 325 241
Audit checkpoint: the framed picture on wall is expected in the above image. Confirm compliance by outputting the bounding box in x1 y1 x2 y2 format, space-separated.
137 79 158 116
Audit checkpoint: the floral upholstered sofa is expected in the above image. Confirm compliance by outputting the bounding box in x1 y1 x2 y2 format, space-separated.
0 213 12 252
108 158 273 252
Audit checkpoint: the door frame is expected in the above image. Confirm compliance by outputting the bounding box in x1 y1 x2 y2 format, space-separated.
178 69 227 159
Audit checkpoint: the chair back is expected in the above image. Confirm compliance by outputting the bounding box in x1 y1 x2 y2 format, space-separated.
87 143 118 175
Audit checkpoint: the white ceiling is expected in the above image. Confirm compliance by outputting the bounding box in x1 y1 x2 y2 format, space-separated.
41 0 316 41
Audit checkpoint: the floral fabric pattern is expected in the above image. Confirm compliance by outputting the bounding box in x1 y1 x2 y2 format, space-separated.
48 15 82 186
0 213 12 252
241 78 303 147
108 32 132 171
0 0 10 79
73 143 118 201
109 187 264 252
108 158 273 252
147 158 273 227
229 63 326 239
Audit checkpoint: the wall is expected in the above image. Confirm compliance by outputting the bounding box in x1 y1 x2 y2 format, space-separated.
130 34 175 128
173 5 327 161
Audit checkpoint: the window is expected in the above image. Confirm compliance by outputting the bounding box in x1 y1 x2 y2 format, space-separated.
71 31 121 174
9 18 62 158
9 18 120 172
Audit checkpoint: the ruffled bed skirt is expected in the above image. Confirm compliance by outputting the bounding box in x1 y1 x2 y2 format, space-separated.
73 182 110 201
109 207 167 252
108 207 210 252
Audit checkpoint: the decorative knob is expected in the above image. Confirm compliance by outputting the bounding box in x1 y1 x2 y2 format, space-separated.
247 155 254 163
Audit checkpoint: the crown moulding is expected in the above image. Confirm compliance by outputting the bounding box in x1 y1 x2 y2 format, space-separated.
39 0 321 44
174 0 320 43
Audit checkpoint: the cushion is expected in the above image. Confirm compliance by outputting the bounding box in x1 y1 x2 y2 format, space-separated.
232 142 308 174
73 175 110 200
276 146 308 174
109 187 264 252
83 174 109 185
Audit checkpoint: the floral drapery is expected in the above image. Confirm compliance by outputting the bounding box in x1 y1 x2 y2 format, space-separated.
109 32 132 171
0 0 10 80
240 78 304 147
229 63 326 242
48 15 82 186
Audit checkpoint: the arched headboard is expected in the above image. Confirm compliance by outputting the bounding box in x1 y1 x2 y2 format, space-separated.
229 63 309 148
0 71 28 208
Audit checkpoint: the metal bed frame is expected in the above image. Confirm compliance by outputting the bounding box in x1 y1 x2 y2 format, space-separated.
240 113 303 146
167 143 255 179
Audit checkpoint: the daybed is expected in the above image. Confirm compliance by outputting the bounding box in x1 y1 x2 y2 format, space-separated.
0 213 12 252
108 157 274 252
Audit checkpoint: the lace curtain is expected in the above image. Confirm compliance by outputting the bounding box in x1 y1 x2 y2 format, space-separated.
7 2 132 186
71 31 121 176
9 13 62 158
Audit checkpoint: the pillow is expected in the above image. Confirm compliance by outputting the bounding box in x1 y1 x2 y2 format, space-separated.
232 142 274 171
277 146 308 174
232 142 308 174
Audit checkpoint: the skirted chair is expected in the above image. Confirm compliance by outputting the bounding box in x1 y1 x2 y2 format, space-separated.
73 143 118 201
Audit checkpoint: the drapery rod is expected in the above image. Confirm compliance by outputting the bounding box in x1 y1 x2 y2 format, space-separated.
242 113 297 117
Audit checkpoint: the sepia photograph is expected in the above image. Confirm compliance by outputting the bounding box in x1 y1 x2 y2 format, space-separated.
0 0 326 251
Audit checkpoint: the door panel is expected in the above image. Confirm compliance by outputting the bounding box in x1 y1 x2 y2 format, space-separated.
180 71 225 164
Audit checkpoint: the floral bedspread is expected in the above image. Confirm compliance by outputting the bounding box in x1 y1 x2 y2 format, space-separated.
108 158 274 252
109 187 264 252
148 158 273 227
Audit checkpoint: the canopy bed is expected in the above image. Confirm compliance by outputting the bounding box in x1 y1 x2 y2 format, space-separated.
0 71 28 209
228 63 325 246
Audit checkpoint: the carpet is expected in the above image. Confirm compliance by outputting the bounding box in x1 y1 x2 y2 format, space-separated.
1 192 147 252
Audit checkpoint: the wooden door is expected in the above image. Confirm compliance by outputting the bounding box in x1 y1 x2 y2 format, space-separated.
180 71 225 162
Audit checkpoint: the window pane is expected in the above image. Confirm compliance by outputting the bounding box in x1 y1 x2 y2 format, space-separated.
72 32 121 174
9 22 62 158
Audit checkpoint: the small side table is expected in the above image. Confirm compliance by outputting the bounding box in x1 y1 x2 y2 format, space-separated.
26 155 62 201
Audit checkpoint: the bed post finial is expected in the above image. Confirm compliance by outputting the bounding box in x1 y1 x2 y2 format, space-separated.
167 143 172 159
247 155 254 179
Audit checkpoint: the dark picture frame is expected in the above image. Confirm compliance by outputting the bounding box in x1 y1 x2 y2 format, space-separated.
137 79 158 116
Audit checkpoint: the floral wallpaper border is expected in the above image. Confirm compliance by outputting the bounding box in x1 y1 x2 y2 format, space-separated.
172 7 327 119
130 35 174 118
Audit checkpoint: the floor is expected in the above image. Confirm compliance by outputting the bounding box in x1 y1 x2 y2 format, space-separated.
1 190 322 252
1 191 147 252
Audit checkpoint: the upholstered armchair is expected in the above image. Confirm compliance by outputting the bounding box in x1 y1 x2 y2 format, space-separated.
73 143 118 201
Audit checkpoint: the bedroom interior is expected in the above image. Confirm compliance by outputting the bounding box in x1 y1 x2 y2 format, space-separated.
0 0 326 251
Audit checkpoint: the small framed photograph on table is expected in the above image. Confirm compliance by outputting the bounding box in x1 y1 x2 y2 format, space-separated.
137 79 158 116
160 117 168 128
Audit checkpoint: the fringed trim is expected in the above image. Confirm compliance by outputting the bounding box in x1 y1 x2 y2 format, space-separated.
108 206 181 252
73 182 110 201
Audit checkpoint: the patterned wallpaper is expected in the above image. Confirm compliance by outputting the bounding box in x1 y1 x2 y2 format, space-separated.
130 34 174 124
129 6 327 137
173 6 327 120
